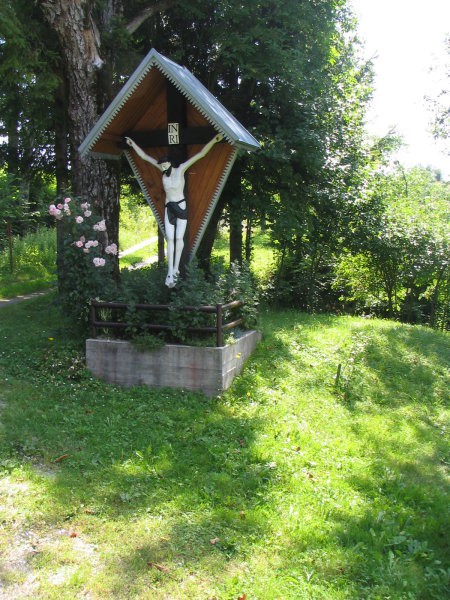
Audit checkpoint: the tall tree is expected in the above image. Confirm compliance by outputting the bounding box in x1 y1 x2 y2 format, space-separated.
36 0 177 274
0 1 60 215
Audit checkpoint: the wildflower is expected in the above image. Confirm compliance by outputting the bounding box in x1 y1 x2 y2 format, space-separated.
105 243 118 255
93 257 106 267
75 216 84 224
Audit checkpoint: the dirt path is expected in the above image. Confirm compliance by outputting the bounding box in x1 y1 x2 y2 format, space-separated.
118 235 158 257
0 289 54 308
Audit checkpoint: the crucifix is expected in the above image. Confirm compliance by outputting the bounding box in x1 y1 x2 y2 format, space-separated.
80 48 260 290
120 81 220 285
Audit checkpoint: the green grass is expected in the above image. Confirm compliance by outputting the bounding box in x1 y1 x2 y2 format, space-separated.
119 239 159 270
0 295 448 598
118 189 158 253
212 228 276 281
0 227 57 299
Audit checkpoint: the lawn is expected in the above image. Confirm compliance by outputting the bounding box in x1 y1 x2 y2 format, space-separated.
0 295 448 599
0 228 57 299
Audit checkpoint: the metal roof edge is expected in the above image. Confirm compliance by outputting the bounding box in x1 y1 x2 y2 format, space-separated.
79 48 260 157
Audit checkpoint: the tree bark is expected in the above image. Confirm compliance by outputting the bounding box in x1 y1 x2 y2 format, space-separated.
38 0 179 285
228 161 244 265
38 0 121 279
196 193 227 272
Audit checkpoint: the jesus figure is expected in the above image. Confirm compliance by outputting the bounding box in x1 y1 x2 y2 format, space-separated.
125 134 223 288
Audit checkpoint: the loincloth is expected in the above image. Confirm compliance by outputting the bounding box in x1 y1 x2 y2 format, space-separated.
166 199 187 225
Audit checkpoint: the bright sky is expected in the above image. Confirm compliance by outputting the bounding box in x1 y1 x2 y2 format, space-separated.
350 0 450 178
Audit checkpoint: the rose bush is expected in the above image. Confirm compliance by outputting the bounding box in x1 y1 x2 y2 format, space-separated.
49 197 116 327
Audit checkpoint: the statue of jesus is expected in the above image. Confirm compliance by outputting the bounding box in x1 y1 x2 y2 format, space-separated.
125 134 223 288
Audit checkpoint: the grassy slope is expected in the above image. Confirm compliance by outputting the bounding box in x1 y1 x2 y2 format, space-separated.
0 296 448 599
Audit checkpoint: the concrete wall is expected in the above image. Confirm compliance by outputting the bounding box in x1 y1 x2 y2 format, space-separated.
86 330 261 396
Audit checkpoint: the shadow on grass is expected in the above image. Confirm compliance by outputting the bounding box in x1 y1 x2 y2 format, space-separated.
0 297 281 591
1 299 448 597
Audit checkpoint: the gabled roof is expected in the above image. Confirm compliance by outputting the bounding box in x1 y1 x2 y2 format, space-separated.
79 48 260 158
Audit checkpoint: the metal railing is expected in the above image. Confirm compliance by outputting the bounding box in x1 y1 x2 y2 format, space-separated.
90 299 243 347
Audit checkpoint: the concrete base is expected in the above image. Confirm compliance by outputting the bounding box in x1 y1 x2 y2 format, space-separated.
86 330 261 397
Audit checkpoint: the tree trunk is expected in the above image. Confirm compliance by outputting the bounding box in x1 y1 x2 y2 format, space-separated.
54 78 69 197
245 218 252 262
158 228 165 266
38 0 121 281
227 160 243 265
229 208 243 264
196 193 226 272
54 77 70 292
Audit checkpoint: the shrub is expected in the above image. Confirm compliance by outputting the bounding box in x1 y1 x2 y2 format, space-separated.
95 260 260 345
48 197 117 327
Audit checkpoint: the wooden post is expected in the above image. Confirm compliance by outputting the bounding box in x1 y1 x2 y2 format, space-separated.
216 303 223 347
158 228 165 266
91 302 97 338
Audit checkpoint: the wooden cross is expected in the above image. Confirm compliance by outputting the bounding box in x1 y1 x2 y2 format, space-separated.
119 81 217 274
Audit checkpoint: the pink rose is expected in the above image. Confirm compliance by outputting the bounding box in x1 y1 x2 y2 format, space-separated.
57 203 63 210
75 240 83 248
75 216 84 224
84 210 92 217
105 243 118 255
93 219 106 232
93 257 105 267
64 197 71 203
80 202 89 210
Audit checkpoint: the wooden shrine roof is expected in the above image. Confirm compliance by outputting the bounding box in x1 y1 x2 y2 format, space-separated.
79 48 260 159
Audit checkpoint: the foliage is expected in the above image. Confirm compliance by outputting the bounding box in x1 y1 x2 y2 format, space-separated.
427 36 450 155
0 0 60 208
118 185 158 252
90 259 260 345
216 260 260 329
168 260 219 343
120 259 259 344
0 297 449 598
129 331 166 352
0 170 46 245
0 227 56 279
334 167 450 328
48 197 117 327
